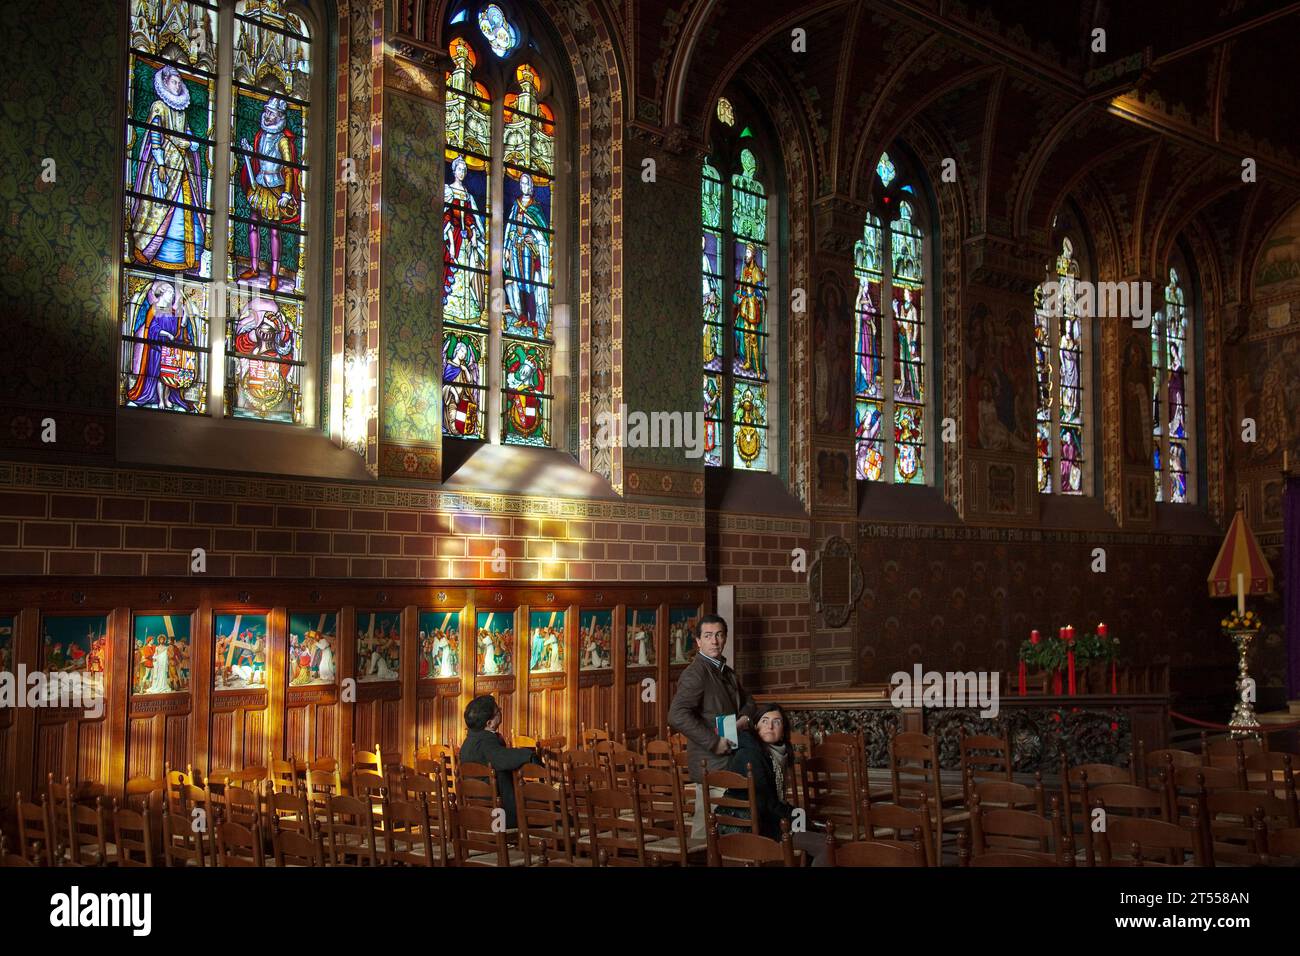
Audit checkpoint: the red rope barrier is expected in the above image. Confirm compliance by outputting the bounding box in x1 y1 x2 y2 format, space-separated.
1168 709 1300 732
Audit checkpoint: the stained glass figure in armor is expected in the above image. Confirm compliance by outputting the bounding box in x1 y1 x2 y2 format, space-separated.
236 97 299 292
129 64 206 271
502 173 550 337
734 243 766 375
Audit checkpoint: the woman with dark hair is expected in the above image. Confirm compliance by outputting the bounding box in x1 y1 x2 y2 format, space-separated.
721 703 795 839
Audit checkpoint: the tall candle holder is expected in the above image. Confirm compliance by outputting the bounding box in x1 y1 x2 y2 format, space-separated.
1222 608 1262 738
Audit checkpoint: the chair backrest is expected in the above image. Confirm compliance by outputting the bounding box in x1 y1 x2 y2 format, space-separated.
644 739 674 772
268 757 298 794
310 755 339 774
456 762 499 813
215 820 265 867
271 817 323 866
707 818 797 867
703 764 760 836
861 797 935 865
1143 748 1201 786
223 785 262 829
67 797 111 867
580 723 611 749
513 734 538 750
959 729 1013 799
16 793 54 866
112 800 155 867
827 833 925 867
803 754 861 839
1263 826 1300 865
969 775 1046 814
451 796 512 866
161 806 207 867
516 775 574 866
889 731 942 816
304 768 342 822
1098 811 1205 866
352 743 384 778
970 800 1064 863
634 767 687 861
1243 751 1295 799
586 786 647 866
268 789 312 838
608 749 646 790
323 793 378 866
384 796 437 866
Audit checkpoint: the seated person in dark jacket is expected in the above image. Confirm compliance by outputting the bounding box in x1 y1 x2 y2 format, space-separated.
458 694 539 829
719 703 795 839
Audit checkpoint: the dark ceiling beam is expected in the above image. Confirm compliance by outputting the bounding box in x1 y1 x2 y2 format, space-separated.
1149 2 1300 67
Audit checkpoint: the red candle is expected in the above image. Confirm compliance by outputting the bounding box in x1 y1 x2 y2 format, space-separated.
1097 622 1107 639
1030 629 1040 645
1067 647 1076 695
1111 659 1117 694
1018 659 1026 697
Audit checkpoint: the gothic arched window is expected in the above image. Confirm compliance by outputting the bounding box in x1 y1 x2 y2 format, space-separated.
442 3 562 448
120 0 317 424
702 103 778 471
1153 258 1194 503
1033 234 1091 495
854 152 929 484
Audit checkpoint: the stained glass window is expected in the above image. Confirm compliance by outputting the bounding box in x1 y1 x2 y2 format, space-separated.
1153 266 1191 503
1033 236 1087 494
120 0 314 424
442 37 491 439
702 132 772 471
442 16 559 449
854 156 928 484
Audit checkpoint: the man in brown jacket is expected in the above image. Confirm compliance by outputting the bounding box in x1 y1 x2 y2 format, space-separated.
667 613 758 837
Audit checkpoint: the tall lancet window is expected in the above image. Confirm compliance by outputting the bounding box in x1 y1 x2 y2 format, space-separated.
1033 236 1089 494
120 0 315 424
854 152 929 484
442 3 560 448
701 99 775 471
1153 263 1193 503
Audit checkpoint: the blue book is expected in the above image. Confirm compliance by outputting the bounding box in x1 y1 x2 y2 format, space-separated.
715 713 738 748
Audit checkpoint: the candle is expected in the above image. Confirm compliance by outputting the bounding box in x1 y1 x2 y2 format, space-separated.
1030 629 1040 645
1237 572 1245 617
1097 622 1107 639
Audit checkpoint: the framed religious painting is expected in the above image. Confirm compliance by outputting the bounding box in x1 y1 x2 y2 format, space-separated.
213 613 269 691
625 607 657 670
475 609 515 677
528 609 564 674
288 612 338 687
578 609 613 671
668 606 700 665
418 609 462 680
41 614 110 702
131 613 193 697
356 611 401 683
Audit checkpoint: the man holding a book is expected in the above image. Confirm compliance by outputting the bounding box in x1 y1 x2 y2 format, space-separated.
667 613 759 838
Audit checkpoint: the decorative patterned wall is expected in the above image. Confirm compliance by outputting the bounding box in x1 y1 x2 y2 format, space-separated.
0 0 121 420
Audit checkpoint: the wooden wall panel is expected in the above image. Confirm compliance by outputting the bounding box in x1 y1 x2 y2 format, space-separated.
0 582 710 794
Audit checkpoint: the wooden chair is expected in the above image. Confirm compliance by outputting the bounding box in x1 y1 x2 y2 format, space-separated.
161 806 207 867
824 820 925 866
670 750 697 821
46 774 74 861
323 793 379 866
969 774 1047 814
15 793 55 866
643 737 674 771
958 728 1014 803
226 766 268 792
958 828 1056 866
450 795 526 867
820 730 877 798
707 816 797 867
272 816 324 866
1059 757 1136 836
516 774 577 865
1143 748 1202 787
703 764 761 836
112 801 155 867
968 796 1071 865
788 731 813 761
66 797 116 866
1243 752 1296 800
1202 733 1262 769
888 731 968 854
304 768 342 827
268 757 298 795
636 767 705 865
608 749 646 791
1080 779 1168 866
402 772 451 863
1203 788 1295 865
585 786 647 866
1164 764 1244 829
1096 806 1208 866
801 754 862 840
267 788 313 840
215 820 265 867
223 785 263 831
384 796 438 866
563 750 605 853
1262 826 1300 865
513 734 538 750
579 723 611 750
352 743 384 779
861 795 936 865
124 775 165 815
2 833 33 867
